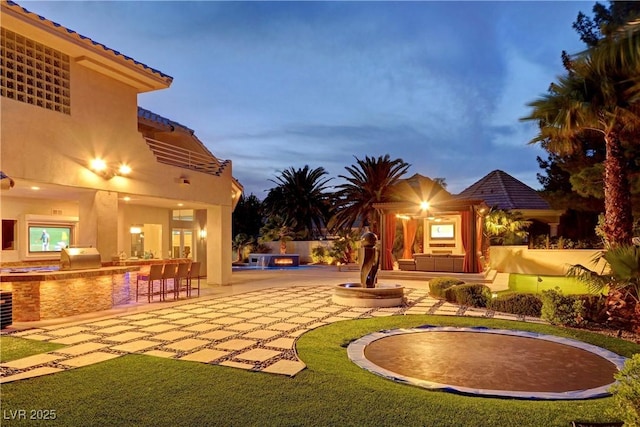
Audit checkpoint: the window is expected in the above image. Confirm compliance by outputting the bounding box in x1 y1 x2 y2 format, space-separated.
2 219 16 250
1 28 70 114
172 209 194 221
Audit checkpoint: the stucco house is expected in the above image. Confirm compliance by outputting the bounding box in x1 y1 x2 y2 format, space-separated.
0 1 242 285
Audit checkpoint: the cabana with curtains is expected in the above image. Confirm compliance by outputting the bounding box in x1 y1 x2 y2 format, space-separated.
372 174 487 274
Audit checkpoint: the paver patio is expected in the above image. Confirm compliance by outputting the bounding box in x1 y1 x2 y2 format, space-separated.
1 271 538 384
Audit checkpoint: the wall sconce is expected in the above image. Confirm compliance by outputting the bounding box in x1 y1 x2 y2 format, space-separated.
199 229 207 241
90 158 132 180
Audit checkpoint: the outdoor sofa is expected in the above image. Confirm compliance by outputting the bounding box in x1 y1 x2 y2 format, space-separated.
398 253 465 273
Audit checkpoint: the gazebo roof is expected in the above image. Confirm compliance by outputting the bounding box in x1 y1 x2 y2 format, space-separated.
375 173 486 215
456 170 550 210
389 173 453 205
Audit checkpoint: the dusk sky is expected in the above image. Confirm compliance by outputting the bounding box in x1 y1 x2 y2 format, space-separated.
24 1 592 198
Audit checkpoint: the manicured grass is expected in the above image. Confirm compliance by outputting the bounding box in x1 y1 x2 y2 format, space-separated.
0 336 65 363
2 316 638 426
507 273 594 295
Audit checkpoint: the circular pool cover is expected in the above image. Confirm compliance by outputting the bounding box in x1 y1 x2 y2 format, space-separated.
347 326 628 400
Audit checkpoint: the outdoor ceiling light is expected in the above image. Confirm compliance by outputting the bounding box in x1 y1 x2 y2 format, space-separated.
420 201 430 211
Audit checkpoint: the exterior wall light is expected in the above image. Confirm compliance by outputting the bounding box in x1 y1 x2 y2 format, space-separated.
90 158 132 179
118 164 132 175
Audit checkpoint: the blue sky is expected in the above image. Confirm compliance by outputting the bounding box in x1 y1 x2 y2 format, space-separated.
23 1 591 198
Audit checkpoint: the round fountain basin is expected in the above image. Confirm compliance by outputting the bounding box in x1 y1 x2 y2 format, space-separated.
332 283 404 308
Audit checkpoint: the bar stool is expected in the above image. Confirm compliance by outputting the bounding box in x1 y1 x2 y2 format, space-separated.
174 262 191 299
136 264 163 303
161 263 178 301
186 261 201 297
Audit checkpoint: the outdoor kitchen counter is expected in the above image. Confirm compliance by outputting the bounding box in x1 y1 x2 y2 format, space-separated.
0 266 140 282
0 266 141 322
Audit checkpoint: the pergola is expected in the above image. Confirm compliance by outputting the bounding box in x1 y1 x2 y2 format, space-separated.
372 174 488 273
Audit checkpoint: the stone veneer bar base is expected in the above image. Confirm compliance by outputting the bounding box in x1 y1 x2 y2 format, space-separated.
1 267 138 321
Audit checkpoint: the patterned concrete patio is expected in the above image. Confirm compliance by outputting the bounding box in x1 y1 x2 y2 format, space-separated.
1 268 541 383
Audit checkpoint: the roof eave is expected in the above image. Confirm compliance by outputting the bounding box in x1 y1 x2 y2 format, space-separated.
3 1 173 93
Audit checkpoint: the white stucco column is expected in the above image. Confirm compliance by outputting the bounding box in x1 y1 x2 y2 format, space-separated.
78 190 118 262
206 205 232 285
549 222 559 237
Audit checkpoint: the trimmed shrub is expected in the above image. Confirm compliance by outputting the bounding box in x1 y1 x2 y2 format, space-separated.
488 293 543 317
608 354 640 426
540 288 586 327
448 283 492 308
311 246 330 264
429 277 464 298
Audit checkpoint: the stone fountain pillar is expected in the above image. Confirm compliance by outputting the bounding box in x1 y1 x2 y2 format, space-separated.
360 231 379 288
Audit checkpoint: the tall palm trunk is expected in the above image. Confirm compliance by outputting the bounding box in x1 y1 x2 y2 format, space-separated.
603 131 633 247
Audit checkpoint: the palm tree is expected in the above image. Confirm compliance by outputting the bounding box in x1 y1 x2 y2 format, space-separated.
232 233 254 263
521 22 640 247
330 154 410 235
484 208 531 246
262 165 332 240
259 215 297 254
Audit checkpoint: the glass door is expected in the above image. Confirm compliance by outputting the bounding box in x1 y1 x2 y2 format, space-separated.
172 229 193 259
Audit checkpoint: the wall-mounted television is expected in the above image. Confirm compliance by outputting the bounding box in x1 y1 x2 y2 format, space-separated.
28 224 73 253
430 222 455 240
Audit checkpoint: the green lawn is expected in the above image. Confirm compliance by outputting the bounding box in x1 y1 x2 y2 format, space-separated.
0 336 64 363
507 273 595 295
2 315 638 426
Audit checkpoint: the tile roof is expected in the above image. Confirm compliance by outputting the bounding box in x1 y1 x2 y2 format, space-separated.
5 1 173 84
456 170 550 210
391 173 454 203
138 107 194 134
